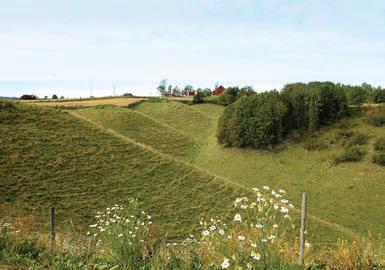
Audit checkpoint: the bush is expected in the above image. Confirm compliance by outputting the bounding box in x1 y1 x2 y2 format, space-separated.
192 91 205 104
217 87 240 106
373 152 385 166
365 106 385 127
0 100 14 110
304 137 328 151
334 146 366 164
367 115 385 127
123 93 134 97
217 92 286 148
373 137 385 151
52 94 58 99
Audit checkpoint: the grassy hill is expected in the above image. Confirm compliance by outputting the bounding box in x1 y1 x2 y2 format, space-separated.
0 103 242 238
129 101 385 238
1 99 384 243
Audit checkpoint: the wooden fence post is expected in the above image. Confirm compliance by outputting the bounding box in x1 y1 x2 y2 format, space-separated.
50 206 55 252
299 192 307 265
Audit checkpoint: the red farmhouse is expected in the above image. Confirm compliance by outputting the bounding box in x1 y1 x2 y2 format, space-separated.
212 85 225 96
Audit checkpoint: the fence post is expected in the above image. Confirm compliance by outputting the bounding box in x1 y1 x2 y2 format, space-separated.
50 206 55 252
299 192 307 265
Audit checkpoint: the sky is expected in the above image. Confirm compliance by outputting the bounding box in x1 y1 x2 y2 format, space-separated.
1 0 385 98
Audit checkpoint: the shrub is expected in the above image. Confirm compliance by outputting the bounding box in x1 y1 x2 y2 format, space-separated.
217 92 286 148
123 93 134 97
0 100 14 110
373 137 385 151
192 91 205 104
334 146 366 164
217 87 240 106
303 137 328 151
365 106 385 127
373 152 385 166
52 94 58 99
367 115 385 127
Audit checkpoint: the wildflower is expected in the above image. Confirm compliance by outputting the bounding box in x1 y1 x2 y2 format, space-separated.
263 185 270 190
202 230 210 237
219 229 225 235
209 225 216 231
305 242 311 248
271 190 276 195
247 263 253 269
279 189 286 194
252 187 259 192
284 214 290 219
240 204 248 209
280 207 289 213
273 224 279 228
273 204 279 210
251 251 261 261
281 199 289 204
221 259 230 269
118 233 123 237
86 231 90 236
89 224 97 228
238 235 245 241
289 203 294 208
100 228 105 232
256 223 263 229
251 242 257 248
233 213 242 222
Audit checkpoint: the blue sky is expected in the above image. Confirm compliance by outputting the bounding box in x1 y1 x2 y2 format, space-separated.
1 0 385 97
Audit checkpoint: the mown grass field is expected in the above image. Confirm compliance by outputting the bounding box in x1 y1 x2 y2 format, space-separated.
0 103 242 238
1 99 384 243
21 97 144 108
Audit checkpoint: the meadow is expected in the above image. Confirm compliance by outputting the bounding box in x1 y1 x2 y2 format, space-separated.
1 98 385 268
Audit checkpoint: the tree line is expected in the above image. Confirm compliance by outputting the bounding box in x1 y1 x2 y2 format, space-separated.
217 81 350 148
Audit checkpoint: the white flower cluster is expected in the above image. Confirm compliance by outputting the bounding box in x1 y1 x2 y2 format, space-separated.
199 186 295 269
87 199 152 247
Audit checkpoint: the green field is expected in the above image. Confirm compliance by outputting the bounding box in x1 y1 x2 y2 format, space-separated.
1 100 384 242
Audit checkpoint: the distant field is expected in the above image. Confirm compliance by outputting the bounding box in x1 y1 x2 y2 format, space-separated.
21 97 144 108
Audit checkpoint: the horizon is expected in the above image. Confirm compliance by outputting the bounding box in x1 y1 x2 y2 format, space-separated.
1 1 385 98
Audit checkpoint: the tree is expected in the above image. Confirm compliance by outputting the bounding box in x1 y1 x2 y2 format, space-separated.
217 92 286 148
20 94 37 100
52 94 58 99
157 79 169 96
202 88 212 97
218 87 240 106
193 91 205 104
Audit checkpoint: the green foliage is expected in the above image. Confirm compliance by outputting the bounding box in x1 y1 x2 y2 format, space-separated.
373 137 385 151
336 131 367 147
192 91 205 104
334 146 366 164
365 106 385 127
217 92 286 148
303 137 328 151
52 94 58 100
373 152 385 166
20 94 37 100
217 87 240 106
371 88 385 103
0 100 14 110
281 82 348 134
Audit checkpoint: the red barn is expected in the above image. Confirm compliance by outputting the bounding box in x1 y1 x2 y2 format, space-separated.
188 90 196 96
212 85 225 96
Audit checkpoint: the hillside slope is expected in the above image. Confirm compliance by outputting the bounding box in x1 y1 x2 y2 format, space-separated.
0 104 241 237
129 101 385 238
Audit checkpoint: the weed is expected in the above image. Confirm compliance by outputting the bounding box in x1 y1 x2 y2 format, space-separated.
334 146 366 164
